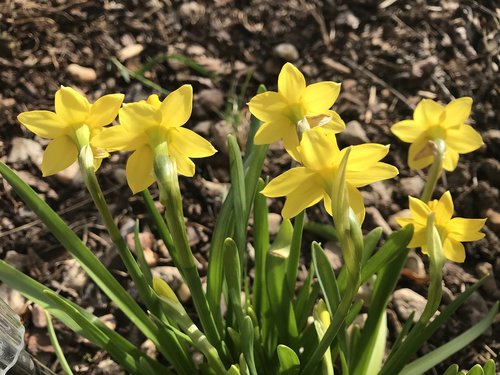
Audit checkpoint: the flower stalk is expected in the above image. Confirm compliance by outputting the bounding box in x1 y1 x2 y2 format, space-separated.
420 139 446 202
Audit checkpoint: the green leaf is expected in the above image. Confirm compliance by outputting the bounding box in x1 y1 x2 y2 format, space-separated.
45 310 74 375
286 211 305 296
402 302 498 375
134 221 153 285
241 316 258 375
467 365 484 375
362 227 383 264
277 345 300 375
483 359 496 375
443 364 459 375
223 238 244 328
294 263 316 330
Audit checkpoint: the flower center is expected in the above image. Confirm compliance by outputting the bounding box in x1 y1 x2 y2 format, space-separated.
428 125 446 141
287 103 306 125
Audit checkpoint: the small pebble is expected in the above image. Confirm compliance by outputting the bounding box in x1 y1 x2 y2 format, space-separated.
274 43 299 62
67 63 97 82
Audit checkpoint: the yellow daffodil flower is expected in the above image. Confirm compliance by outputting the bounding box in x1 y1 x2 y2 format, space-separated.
391 97 483 171
261 127 398 222
396 191 486 262
17 86 124 176
93 85 216 193
248 63 345 159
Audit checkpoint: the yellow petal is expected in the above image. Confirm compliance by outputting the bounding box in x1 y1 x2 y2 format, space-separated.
299 127 339 170
248 92 288 122
442 147 459 172
120 101 162 133
391 120 422 143
346 163 398 187
447 218 486 242
93 157 103 171
346 183 365 224
146 94 162 108
168 127 216 158
254 118 290 145
408 229 426 248
87 93 124 128
442 238 465 262
301 82 341 114
323 110 345 133
434 191 454 224
55 86 90 125
347 144 390 171
126 145 155 193
414 99 444 127
171 153 195 177
446 125 483 154
323 192 333 216
282 128 301 162
92 126 146 151
408 134 434 170
261 167 314 197
408 196 431 223
17 110 67 138
442 97 472 128
282 180 323 219
278 63 306 103
160 84 192 128
41 136 78 176
395 216 413 228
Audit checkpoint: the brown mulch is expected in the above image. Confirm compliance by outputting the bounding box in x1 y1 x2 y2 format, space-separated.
0 0 499 373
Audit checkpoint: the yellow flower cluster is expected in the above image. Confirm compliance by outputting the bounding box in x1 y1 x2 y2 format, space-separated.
18 85 216 193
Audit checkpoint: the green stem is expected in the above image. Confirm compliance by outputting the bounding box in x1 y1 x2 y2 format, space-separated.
286 211 305 294
420 139 446 202
153 152 223 352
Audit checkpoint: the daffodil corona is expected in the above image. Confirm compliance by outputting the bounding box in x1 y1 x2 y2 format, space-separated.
17 86 124 176
248 63 345 159
391 97 483 171
261 127 398 222
396 191 486 262
93 85 216 193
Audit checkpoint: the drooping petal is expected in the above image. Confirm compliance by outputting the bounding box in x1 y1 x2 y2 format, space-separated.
282 128 301 162
281 180 323 219
446 125 483 154
346 183 365 224
41 136 78 176
391 120 422 143
347 144 390 171
248 92 289 122
278 63 306 103
434 191 454 224
87 93 124 128
323 192 333 216
170 152 195 177
408 134 434 170
299 127 339 170
413 99 444 127
55 86 90 125
92 126 146 151
442 238 465 263
442 97 472 129
442 147 459 172
408 196 432 223
261 167 315 197
301 82 341 114
254 118 290 145
346 163 398 187
168 127 216 158
408 229 426 248
119 101 162 133
126 145 155 193
160 84 192 128
447 218 486 242
17 110 67 138
93 157 104 171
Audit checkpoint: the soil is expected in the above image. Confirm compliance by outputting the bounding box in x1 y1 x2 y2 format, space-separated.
0 0 499 374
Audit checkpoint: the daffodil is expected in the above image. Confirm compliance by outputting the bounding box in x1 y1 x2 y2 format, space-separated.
17 86 124 176
248 63 345 159
93 85 216 193
261 127 398 221
391 97 483 171
396 191 486 262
